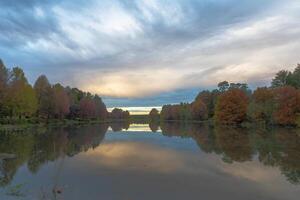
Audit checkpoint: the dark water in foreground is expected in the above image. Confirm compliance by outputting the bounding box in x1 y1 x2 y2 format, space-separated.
0 123 300 200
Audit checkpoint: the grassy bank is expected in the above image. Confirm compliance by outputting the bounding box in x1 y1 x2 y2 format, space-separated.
0 118 128 131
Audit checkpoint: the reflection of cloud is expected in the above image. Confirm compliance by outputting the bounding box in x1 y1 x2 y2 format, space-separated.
221 161 279 182
77 140 299 199
83 141 282 182
218 160 299 199
85 142 187 173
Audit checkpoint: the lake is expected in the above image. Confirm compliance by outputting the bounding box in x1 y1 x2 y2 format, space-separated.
0 123 300 200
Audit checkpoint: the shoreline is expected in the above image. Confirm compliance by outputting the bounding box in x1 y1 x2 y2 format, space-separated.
1 117 299 132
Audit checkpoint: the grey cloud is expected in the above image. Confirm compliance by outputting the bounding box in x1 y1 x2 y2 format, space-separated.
0 0 299 100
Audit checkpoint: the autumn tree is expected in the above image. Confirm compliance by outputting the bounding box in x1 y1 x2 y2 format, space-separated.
122 110 130 119
149 108 160 121
110 108 130 120
93 95 108 120
195 90 219 118
273 86 300 126
215 89 248 124
79 96 96 119
160 103 193 121
34 75 54 119
53 83 70 118
66 87 85 105
190 100 207 120
160 105 172 121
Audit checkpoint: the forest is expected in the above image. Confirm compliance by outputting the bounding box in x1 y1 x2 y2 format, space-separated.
153 64 300 127
1 58 300 127
0 59 129 124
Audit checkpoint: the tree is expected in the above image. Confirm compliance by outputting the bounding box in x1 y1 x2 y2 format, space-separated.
53 84 70 118
178 103 192 120
66 87 85 105
34 75 54 119
122 110 130 119
215 89 248 124
79 97 96 119
0 59 8 92
249 87 275 123
110 108 130 120
149 108 160 121
195 90 219 118
5 67 37 118
291 64 300 89
273 86 300 126
218 81 229 92
93 95 108 120
160 105 172 121
271 70 293 88
0 60 9 117
190 100 207 120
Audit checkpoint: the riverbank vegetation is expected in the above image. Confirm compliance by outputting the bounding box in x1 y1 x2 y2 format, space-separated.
0 59 129 126
157 64 300 127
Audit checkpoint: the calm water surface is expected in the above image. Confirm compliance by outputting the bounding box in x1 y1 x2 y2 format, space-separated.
0 123 300 200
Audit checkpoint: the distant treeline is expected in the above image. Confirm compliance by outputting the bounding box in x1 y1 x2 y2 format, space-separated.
0 59 129 123
150 64 300 127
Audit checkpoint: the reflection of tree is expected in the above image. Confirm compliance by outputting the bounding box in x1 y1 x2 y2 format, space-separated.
254 129 281 167
215 127 253 163
161 122 300 185
276 129 300 185
110 121 130 132
0 124 109 187
0 132 36 186
149 121 159 132
1 123 300 186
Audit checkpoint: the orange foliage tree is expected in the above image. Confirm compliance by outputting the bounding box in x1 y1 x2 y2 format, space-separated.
190 100 207 120
273 86 300 126
215 89 248 124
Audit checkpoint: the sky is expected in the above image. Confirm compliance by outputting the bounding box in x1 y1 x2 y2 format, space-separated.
1 0 300 109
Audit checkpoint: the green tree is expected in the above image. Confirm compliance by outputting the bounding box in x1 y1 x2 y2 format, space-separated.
0 59 9 117
248 87 275 124
218 81 229 92
5 67 37 118
291 64 300 88
271 70 293 88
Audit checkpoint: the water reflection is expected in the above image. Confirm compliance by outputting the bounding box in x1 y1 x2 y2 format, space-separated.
159 122 300 185
0 124 109 187
0 123 300 199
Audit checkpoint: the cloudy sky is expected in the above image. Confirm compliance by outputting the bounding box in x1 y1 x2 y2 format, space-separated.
1 0 300 107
